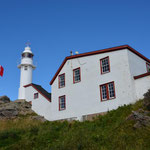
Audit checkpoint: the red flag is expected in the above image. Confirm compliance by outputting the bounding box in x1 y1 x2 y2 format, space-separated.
0 65 4 77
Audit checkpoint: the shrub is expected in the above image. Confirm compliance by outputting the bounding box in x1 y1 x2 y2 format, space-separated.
0 129 21 147
143 89 150 110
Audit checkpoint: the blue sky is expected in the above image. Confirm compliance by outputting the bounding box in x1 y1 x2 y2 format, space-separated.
0 0 150 100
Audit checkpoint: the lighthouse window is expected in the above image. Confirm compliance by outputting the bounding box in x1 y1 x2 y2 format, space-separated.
22 53 25 58
22 53 33 58
24 66 28 70
28 53 33 58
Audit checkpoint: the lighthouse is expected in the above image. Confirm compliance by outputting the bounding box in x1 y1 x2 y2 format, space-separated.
18 44 36 99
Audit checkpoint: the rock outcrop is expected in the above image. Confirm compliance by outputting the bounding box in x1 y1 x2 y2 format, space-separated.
0 96 46 122
126 90 150 129
0 96 10 104
127 109 150 128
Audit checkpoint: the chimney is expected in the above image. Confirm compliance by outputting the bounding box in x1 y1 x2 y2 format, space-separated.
70 51 73 56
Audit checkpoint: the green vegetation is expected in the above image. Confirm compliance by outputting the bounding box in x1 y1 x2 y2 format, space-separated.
0 99 150 150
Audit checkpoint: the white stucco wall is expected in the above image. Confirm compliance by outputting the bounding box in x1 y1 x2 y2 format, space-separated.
18 65 33 99
19 65 33 87
25 86 52 120
127 51 147 76
23 48 150 122
127 50 150 100
135 76 150 99
51 48 137 121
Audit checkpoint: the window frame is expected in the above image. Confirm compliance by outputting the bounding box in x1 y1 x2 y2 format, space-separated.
100 81 116 102
59 95 66 111
24 66 28 70
58 73 65 88
34 93 39 99
146 62 150 72
100 56 110 74
73 67 81 84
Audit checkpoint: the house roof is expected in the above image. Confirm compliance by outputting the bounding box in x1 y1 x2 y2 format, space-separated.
134 72 150 80
50 45 150 85
24 83 51 102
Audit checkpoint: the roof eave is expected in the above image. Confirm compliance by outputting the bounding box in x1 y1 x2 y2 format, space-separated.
24 83 51 102
134 72 150 80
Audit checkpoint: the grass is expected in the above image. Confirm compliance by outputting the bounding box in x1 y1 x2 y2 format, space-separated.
0 114 41 132
0 100 150 150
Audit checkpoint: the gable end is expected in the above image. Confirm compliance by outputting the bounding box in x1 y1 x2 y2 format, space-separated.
24 83 51 102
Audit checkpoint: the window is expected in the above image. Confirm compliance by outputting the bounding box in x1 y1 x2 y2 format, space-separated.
146 63 150 72
100 56 110 74
59 95 66 111
101 84 107 100
22 53 33 58
24 66 28 70
73 67 81 83
59 73 65 88
34 93 38 99
100 81 116 101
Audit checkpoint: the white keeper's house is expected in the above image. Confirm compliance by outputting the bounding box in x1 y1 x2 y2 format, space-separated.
18 45 150 121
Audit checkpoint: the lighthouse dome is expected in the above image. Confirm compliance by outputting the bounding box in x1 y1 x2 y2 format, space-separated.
22 46 34 58
23 46 33 54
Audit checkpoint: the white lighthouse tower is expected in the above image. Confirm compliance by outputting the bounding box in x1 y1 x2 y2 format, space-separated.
18 43 36 99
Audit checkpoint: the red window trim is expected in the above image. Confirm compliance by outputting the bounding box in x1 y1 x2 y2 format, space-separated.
73 67 81 84
100 56 110 74
34 93 39 99
100 81 116 102
58 73 65 88
59 95 66 111
146 62 150 72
